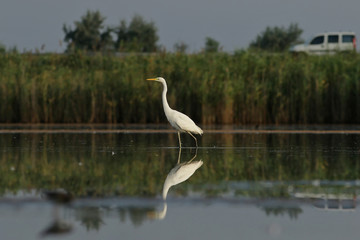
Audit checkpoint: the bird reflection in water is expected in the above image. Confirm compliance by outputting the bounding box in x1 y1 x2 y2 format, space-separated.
148 149 203 220
40 189 74 237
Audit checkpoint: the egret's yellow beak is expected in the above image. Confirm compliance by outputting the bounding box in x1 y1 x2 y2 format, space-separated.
146 78 157 81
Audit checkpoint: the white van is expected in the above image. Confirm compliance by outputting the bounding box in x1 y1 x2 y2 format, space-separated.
290 32 356 55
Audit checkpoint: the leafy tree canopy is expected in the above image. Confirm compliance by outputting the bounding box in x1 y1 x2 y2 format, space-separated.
114 15 159 52
250 23 303 52
63 10 113 52
173 41 188 53
0 43 5 53
205 37 220 53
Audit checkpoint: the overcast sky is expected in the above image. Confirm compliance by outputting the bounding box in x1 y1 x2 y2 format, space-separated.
0 0 359 53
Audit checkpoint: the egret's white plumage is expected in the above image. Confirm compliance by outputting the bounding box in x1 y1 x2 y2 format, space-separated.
147 203 168 220
147 77 203 148
162 159 203 200
163 148 203 200
147 149 203 220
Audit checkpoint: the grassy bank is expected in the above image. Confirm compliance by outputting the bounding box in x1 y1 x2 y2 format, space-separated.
0 52 359 124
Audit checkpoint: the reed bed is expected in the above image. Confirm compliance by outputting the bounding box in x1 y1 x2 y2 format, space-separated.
0 51 359 124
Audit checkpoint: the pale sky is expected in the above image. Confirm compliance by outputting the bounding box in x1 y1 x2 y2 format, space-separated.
0 0 359 53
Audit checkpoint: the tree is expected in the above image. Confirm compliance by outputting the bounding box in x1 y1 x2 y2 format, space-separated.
0 42 5 53
173 41 188 53
114 15 159 52
250 23 303 52
63 10 113 52
204 37 220 53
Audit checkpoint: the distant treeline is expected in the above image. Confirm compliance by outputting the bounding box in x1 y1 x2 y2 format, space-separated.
0 51 360 124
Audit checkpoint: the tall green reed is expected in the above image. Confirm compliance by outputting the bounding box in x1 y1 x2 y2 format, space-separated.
0 52 359 124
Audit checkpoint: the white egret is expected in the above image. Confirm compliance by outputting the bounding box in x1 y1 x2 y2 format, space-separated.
147 149 203 220
162 149 203 200
147 77 203 148
147 203 168 220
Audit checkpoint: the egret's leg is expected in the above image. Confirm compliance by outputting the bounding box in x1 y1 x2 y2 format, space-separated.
178 131 182 148
188 148 197 163
177 147 182 164
188 132 198 148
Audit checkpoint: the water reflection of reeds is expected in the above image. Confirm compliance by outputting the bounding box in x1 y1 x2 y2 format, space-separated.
0 132 360 198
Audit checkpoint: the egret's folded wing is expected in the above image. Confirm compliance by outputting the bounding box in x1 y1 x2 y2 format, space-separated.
173 111 201 134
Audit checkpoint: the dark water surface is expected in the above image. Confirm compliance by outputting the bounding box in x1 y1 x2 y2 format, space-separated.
1 125 360 239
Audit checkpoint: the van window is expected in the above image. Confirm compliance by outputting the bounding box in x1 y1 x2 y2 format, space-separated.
342 35 355 43
328 35 339 43
310 36 324 45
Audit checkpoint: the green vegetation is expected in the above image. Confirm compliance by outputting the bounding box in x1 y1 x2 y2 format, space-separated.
204 37 221 53
61 11 303 53
63 11 159 52
173 41 188 53
0 51 360 124
63 10 114 52
250 23 303 51
114 14 159 52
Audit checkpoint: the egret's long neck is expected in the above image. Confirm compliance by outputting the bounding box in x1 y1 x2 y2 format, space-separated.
161 80 172 113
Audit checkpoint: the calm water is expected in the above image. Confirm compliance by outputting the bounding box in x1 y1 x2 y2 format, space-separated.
1 125 360 240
